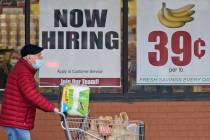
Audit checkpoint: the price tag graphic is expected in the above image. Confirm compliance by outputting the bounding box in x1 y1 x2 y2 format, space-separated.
137 0 210 85
148 31 206 66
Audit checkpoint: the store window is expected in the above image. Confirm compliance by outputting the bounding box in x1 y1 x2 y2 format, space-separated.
1 0 210 99
0 0 25 90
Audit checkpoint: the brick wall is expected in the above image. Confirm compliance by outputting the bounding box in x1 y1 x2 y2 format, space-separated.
1 101 210 140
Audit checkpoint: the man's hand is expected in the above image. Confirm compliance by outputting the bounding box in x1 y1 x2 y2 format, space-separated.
54 107 60 114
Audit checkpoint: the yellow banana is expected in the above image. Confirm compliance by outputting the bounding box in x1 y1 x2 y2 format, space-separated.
169 9 195 17
167 4 195 14
157 8 185 28
163 7 194 22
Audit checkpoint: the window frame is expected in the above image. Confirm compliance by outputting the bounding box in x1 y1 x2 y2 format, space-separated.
1 0 210 101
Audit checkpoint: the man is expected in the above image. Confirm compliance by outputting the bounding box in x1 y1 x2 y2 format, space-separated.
0 44 59 140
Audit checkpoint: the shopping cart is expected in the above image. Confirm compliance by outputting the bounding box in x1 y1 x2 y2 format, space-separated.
57 111 144 140
57 85 145 140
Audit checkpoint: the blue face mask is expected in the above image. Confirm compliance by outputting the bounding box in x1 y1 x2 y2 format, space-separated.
32 59 44 70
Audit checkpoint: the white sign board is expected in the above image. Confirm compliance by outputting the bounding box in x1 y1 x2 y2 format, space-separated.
137 0 210 85
39 0 121 87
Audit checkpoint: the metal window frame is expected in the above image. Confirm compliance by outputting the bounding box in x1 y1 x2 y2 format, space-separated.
1 0 210 102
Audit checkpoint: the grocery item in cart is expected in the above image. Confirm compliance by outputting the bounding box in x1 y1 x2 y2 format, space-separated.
85 119 103 140
111 112 138 140
61 84 90 117
98 116 112 137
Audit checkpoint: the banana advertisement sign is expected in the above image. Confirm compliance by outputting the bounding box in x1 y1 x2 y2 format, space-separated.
137 0 210 85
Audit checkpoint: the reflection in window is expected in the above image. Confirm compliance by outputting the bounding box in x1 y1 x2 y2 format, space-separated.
0 1 25 89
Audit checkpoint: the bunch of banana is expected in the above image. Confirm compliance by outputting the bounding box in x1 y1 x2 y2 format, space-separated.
157 2 195 28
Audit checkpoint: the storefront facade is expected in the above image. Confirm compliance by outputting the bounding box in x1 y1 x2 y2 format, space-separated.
1 0 210 140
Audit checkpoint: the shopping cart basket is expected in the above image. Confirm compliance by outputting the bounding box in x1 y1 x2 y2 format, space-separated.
57 85 145 140
57 111 144 140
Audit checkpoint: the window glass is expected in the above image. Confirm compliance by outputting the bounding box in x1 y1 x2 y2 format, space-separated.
0 0 24 89
128 0 209 93
31 0 123 94
2 0 208 96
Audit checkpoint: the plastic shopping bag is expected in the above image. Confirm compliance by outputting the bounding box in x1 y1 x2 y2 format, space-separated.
61 84 90 116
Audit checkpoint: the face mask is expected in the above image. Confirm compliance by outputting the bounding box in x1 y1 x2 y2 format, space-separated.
32 59 44 70
10 59 18 66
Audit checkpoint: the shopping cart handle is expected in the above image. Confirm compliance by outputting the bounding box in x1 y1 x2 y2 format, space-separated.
56 111 73 140
55 111 69 124
55 111 66 118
